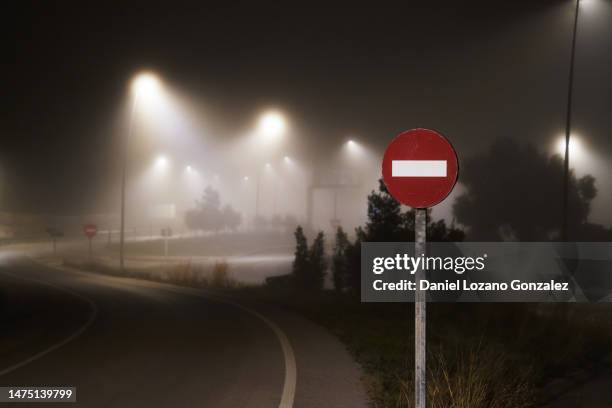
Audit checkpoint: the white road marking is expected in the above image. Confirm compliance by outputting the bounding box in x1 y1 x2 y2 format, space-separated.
133 283 297 408
392 160 447 177
0 268 98 377
232 303 296 408
39 262 297 408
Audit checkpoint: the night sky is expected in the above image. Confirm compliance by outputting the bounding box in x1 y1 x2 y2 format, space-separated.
3 2 611 225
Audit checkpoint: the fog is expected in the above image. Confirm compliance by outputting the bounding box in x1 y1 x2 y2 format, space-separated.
98 76 382 239
3 2 612 239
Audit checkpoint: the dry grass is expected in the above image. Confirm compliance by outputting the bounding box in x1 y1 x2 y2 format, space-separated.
62 256 238 290
210 260 234 289
397 345 534 408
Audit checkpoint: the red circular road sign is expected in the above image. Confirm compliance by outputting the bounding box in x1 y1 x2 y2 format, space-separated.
83 224 98 238
382 128 458 208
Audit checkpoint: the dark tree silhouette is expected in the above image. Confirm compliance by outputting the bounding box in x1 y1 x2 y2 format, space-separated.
309 232 327 291
344 226 367 293
453 138 598 241
290 226 327 291
365 180 405 241
332 227 349 292
291 226 310 288
342 181 464 293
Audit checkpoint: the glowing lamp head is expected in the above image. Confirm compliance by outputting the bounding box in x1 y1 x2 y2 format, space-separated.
132 72 161 98
258 111 287 139
154 155 168 169
557 136 582 157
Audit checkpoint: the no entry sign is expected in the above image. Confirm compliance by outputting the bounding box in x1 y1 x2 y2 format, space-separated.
382 128 458 208
83 224 98 238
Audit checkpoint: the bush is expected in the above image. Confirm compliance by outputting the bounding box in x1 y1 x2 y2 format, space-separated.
210 260 235 289
265 274 293 289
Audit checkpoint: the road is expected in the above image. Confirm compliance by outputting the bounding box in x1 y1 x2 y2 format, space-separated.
0 253 367 407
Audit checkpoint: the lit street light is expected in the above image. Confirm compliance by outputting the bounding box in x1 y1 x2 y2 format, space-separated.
120 71 162 272
154 155 169 170
254 110 288 220
557 136 582 158
257 110 286 140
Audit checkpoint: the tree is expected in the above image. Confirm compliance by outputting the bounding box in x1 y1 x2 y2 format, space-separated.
453 138 598 240
309 231 327 291
222 204 242 232
291 226 310 288
344 226 366 293
184 186 242 233
290 226 327 291
332 227 349 292
365 179 405 241
343 181 464 293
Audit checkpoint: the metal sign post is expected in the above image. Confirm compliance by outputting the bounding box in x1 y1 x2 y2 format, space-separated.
414 208 427 408
161 227 172 257
46 227 64 256
381 128 459 408
83 224 98 264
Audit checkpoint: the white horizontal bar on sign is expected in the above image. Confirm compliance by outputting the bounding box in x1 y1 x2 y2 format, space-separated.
392 160 447 177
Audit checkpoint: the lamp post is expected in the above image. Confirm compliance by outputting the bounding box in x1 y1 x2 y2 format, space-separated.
254 111 287 220
562 0 580 241
120 72 160 271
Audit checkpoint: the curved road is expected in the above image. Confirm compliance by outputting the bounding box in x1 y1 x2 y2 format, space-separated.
0 255 367 407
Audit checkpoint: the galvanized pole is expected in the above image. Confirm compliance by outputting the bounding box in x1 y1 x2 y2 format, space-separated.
562 0 580 242
414 208 427 408
120 96 138 272
255 167 261 221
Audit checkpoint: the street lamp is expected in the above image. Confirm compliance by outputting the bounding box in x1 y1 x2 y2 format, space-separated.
154 155 168 169
254 110 287 220
345 138 364 156
131 73 160 100
258 111 286 140
557 136 582 158
120 71 162 271
562 0 581 241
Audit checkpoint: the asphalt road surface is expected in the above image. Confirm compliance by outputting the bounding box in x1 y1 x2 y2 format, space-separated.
0 253 367 407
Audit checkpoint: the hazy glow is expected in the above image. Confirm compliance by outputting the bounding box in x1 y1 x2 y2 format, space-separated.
580 0 594 8
154 155 169 169
132 72 161 98
345 139 365 157
556 136 582 158
243 176 249 181
265 162 272 169
284 156 292 164
258 111 287 139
